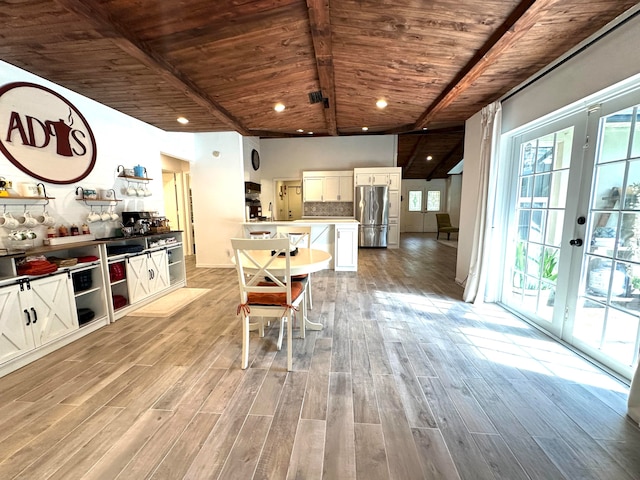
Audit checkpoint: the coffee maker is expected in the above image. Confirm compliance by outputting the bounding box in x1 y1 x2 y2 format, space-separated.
122 211 152 235
244 182 262 221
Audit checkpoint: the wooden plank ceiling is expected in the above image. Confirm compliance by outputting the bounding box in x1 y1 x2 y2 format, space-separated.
0 0 636 178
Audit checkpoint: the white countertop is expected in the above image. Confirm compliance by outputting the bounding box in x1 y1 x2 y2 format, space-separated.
243 218 358 225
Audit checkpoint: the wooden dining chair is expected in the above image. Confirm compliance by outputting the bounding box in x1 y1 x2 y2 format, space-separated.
276 225 314 311
231 237 305 371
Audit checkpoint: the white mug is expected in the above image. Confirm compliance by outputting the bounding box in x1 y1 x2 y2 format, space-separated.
0 212 19 229
100 210 112 222
143 186 152 197
17 212 38 228
87 211 101 223
110 212 120 222
136 186 145 197
127 185 137 196
35 211 56 226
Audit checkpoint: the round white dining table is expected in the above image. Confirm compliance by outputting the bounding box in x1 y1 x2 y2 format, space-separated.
233 247 331 276
232 247 331 330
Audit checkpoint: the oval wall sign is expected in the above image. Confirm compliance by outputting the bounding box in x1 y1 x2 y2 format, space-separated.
0 82 97 184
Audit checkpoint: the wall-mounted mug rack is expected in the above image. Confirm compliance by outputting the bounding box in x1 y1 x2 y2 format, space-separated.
0 182 54 207
75 186 121 206
116 164 153 182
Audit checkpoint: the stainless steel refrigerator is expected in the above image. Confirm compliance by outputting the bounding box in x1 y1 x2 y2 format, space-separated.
355 185 389 247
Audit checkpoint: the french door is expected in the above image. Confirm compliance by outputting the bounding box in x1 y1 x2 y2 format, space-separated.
502 88 640 379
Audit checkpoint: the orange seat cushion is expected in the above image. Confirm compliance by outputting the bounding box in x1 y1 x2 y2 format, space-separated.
247 281 304 306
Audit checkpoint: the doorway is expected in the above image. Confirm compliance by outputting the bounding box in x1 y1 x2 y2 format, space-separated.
402 179 447 233
501 88 640 379
274 179 302 221
161 154 194 255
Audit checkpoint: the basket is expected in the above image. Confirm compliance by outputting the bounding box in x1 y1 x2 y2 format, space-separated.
72 270 93 292
112 295 128 309
48 256 79 267
109 262 126 282
77 308 95 326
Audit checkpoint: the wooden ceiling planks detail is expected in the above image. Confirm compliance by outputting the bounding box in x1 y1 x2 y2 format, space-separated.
54 0 252 135
413 0 559 131
0 0 634 176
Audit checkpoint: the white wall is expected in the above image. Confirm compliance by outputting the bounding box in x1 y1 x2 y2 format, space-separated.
458 13 640 289
190 132 245 267
502 14 640 134
447 174 462 227
259 135 397 210
0 61 165 242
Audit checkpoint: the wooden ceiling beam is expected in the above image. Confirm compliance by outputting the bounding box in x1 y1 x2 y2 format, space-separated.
426 138 465 181
307 0 338 136
53 0 251 135
414 0 560 130
402 135 429 174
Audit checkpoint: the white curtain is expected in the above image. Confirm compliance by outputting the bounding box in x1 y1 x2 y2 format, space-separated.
630 365 640 425
463 101 502 303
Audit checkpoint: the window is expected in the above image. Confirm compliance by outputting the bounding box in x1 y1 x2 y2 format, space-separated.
426 190 441 211
408 190 422 211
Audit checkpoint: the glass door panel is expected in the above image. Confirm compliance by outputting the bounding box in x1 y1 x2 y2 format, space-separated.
503 125 575 331
571 103 640 376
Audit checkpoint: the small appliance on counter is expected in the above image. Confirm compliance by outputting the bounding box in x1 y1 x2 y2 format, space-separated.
122 211 153 235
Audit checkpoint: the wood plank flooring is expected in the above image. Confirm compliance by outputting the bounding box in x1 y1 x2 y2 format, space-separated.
1 233 639 479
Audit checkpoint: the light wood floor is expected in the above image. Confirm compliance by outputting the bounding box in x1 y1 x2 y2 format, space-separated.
1 233 639 480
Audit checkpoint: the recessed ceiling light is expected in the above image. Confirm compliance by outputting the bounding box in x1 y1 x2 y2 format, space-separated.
426 155 433 161
296 129 304 133
177 117 189 124
274 103 285 112
308 131 314 135
422 127 428 131
376 99 387 109
362 126 369 131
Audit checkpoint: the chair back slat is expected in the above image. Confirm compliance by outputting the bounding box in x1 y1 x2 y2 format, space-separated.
276 225 311 248
231 237 292 304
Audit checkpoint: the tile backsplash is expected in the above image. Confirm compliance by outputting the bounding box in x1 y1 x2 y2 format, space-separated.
304 202 354 217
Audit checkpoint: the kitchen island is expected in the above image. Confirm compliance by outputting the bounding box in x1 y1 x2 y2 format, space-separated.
242 218 358 271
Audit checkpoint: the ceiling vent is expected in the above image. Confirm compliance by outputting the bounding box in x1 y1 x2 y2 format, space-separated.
308 91 323 104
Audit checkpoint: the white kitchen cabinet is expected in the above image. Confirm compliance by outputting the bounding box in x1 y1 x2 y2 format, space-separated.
303 177 324 202
148 249 170 293
126 250 169 304
339 175 354 201
389 173 400 190
26 273 79 346
324 174 354 202
388 190 400 218
0 273 78 365
335 224 358 271
304 171 353 202
371 173 390 186
0 283 35 363
388 219 399 247
355 172 372 186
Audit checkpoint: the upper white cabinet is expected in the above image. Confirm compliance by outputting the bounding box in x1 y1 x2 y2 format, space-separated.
303 171 353 202
389 173 400 190
303 177 324 202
